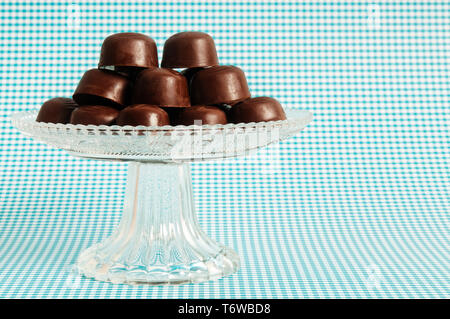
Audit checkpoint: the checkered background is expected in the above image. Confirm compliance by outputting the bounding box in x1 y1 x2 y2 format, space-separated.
0 0 449 298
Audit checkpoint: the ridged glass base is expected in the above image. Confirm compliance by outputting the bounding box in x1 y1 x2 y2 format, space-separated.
75 162 240 285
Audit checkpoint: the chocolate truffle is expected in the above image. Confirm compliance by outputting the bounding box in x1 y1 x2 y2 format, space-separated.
190 65 251 106
36 97 78 124
70 105 119 125
229 97 286 123
132 68 190 107
73 69 131 108
116 104 170 126
161 32 219 68
176 105 227 125
98 32 158 69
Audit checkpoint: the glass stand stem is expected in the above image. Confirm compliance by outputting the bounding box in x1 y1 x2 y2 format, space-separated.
76 162 240 285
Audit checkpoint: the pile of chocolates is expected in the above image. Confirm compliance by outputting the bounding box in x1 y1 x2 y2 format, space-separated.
36 32 287 127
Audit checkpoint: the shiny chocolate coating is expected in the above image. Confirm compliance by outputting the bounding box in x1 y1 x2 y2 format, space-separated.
161 32 219 68
116 104 170 126
229 97 286 123
132 68 190 107
98 33 158 68
176 105 227 125
73 69 131 108
36 97 78 124
70 105 119 125
190 65 251 105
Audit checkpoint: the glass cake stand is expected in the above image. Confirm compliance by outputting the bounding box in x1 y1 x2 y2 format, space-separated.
11 109 312 285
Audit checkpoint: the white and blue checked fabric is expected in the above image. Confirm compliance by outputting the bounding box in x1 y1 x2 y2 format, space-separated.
0 1 449 298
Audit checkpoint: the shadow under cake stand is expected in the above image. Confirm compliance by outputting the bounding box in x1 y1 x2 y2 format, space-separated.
12 109 312 285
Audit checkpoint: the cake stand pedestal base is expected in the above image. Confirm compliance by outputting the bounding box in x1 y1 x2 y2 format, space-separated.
75 162 240 285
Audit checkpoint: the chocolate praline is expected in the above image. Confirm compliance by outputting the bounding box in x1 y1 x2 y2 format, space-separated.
70 105 119 125
73 69 131 108
98 32 158 69
116 104 170 126
229 97 286 123
161 32 219 68
132 68 190 107
176 105 227 125
190 65 251 106
36 97 78 124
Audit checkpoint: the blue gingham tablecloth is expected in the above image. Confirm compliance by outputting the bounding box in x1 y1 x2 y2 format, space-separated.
0 1 449 298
